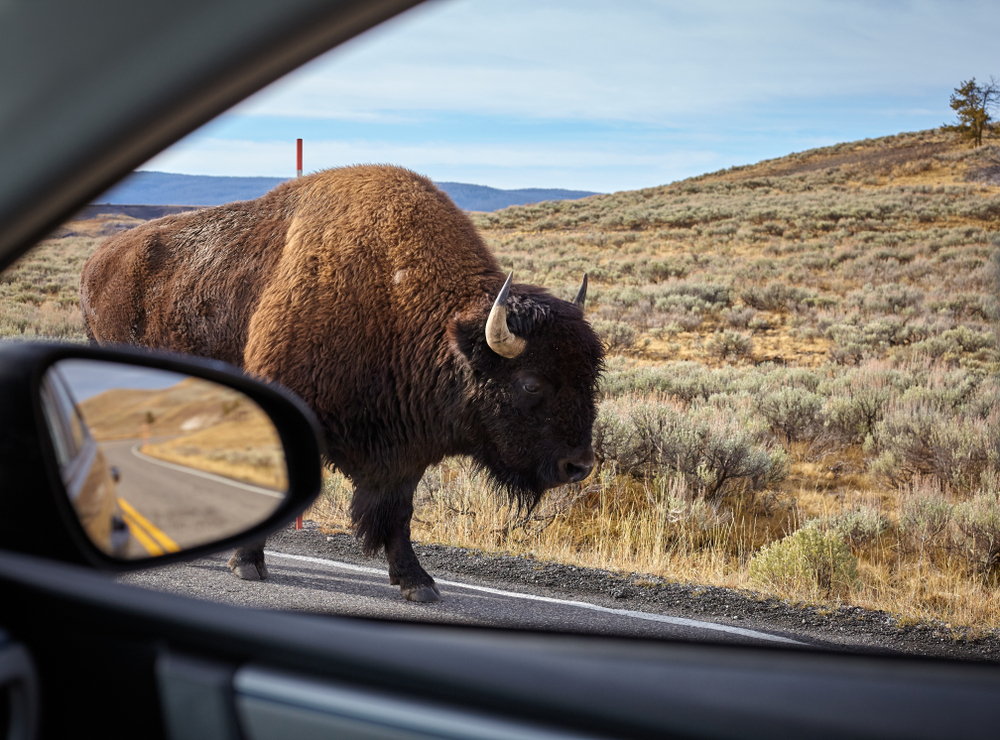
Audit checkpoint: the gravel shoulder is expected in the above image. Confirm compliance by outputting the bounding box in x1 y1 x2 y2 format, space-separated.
267 522 1000 662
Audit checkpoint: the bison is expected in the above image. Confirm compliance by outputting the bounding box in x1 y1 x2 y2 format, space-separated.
80 164 604 602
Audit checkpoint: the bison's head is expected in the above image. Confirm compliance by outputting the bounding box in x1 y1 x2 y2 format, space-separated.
451 274 604 508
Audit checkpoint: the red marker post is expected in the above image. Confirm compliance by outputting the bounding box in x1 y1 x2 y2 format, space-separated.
296 138 304 531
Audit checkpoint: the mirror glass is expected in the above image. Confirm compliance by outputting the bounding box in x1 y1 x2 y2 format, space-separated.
39 359 288 559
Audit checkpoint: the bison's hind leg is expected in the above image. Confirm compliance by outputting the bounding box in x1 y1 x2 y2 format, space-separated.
228 539 269 580
351 476 441 603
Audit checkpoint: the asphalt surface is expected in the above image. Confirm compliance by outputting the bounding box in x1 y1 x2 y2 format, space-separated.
123 547 799 645
102 439 283 554
120 521 1000 660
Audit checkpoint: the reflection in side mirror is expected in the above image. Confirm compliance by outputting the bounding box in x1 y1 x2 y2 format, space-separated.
39 359 288 559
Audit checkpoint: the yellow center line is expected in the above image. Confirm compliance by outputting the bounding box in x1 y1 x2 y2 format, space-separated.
117 497 180 556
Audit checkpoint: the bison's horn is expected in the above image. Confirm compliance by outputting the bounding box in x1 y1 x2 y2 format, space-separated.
574 274 588 309
486 273 527 359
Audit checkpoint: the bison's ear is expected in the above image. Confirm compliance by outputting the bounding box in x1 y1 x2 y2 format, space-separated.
448 314 485 368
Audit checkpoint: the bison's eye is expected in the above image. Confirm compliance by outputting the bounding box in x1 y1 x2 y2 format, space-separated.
515 371 547 399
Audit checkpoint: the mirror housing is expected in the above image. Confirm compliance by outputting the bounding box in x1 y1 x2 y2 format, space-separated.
0 341 324 570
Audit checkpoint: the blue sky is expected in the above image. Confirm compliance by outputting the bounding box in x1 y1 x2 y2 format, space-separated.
145 0 1000 193
57 360 189 401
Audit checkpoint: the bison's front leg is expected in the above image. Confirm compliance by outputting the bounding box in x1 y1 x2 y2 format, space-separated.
228 538 268 580
350 476 441 603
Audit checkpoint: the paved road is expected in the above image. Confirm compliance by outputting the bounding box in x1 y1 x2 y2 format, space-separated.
121 529 808 647
116 523 1000 659
101 439 284 556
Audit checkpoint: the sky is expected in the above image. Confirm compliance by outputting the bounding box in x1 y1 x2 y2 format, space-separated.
56 360 189 402
145 0 1000 193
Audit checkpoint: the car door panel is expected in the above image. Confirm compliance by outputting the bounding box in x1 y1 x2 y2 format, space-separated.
4 548 1000 740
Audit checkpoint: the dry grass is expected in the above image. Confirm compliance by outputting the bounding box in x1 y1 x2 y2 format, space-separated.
0 234 96 341
142 413 287 491
310 460 797 590
81 377 248 439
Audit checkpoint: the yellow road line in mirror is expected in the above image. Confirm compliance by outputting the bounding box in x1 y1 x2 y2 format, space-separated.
118 497 180 556
123 517 167 556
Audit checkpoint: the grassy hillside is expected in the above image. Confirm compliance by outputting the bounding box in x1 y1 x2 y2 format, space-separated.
80 378 287 490
6 128 1000 633
471 129 1000 370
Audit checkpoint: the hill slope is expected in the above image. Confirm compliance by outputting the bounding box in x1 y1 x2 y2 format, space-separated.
469 128 1000 366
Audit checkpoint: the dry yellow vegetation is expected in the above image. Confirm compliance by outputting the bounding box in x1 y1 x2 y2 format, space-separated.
142 419 287 491
81 376 248 439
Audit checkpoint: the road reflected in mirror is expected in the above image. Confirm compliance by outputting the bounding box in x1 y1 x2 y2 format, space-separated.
40 359 288 559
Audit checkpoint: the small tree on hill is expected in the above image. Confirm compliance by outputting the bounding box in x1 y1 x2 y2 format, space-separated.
944 77 999 148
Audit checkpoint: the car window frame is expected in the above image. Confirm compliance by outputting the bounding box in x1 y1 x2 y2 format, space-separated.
2 2 1000 738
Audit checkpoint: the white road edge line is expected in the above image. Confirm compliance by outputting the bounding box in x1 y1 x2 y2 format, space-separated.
129 444 284 498
265 550 804 646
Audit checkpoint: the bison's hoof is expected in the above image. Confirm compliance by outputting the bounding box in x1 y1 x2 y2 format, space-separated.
402 584 441 603
230 561 269 581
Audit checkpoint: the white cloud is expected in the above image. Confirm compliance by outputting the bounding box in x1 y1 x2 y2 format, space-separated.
232 0 1000 124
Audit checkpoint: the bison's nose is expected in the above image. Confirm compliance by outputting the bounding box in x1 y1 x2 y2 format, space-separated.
558 446 595 483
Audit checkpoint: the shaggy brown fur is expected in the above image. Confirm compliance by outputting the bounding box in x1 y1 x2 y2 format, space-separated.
81 165 604 601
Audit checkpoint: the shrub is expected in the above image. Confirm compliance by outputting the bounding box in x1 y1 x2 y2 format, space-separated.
740 282 819 311
653 294 711 314
651 281 731 307
671 312 705 332
749 522 859 598
939 325 996 353
825 503 891 551
593 395 787 502
737 366 822 398
822 390 882 445
707 330 754 361
846 282 923 315
903 326 998 366
896 368 979 412
592 399 658 474
592 320 637 353
965 378 1000 418
757 366 823 393
597 361 744 402
826 317 925 360
757 387 823 442
642 259 690 282
896 476 953 559
724 307 757 329
820 363 910 445
688 402 788 500
953 484 1000 580
870 401 999 491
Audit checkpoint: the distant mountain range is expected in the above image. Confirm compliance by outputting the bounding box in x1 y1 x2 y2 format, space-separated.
94 171 600 212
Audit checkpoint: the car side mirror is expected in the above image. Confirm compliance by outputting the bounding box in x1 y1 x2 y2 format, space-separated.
0 342 324 570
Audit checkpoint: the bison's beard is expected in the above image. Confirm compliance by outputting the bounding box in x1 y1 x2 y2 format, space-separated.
471 448 556 515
